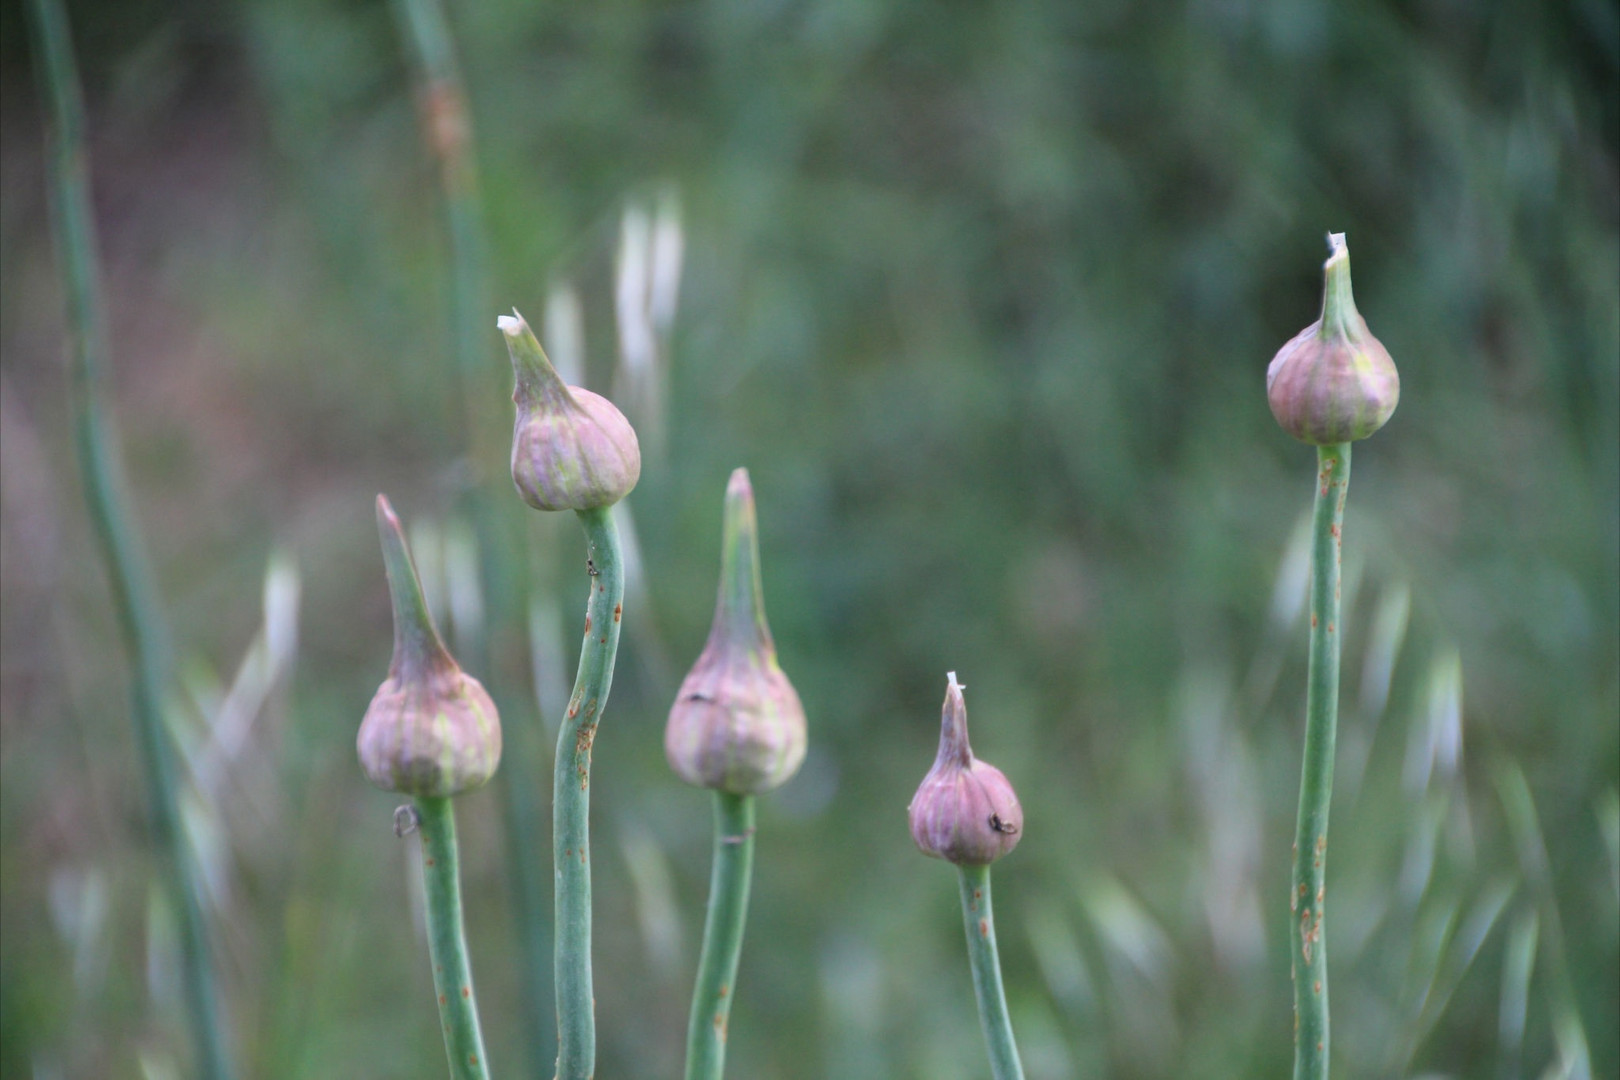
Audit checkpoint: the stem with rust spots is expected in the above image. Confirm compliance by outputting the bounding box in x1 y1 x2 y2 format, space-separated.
414 796 491 1080
1291 442 1349 1080
958 864 1025 1080
554 506 626 1079
684 792 756 1080
28 1 232 1076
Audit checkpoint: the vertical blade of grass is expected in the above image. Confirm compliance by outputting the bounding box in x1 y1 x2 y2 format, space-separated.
1498 907 1538 1080
1494 760 1593 1080
26 1 232 1076
390 0 555 1070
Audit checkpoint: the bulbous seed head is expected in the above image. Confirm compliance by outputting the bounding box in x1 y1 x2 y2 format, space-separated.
358 495 501 797
909 673 1023 866
1267 233 1399 445
665 468 808 794
500 310 641 511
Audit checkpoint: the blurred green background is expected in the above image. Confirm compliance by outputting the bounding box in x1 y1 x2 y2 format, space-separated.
1 0 1616 1077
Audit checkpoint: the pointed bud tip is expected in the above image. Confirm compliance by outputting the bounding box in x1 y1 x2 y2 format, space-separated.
1266 230 1398 445
376 492 400 532
911 672 1023 865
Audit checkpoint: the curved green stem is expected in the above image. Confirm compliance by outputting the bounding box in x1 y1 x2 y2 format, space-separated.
957 864 1025 1080
414 796 492 1080
1291 442 1350 1080
554 507 626 1079
28 1 231 1076
684 792 756 1080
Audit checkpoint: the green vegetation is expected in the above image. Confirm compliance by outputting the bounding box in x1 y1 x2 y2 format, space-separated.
1 1 1614 1077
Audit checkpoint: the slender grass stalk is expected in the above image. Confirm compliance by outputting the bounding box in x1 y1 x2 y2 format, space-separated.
390 1 555 1067
1291 442 1349 1080
684 792 756 1080
27 2 231 1076
957 864 1025 1080
414 796 493 1080
554 507 627 1080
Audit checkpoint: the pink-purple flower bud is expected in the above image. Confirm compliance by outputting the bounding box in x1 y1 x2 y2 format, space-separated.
500 310 641 512
665 469 807 795
358 495 501 797
1267 233 1400 445
909 673 1023 866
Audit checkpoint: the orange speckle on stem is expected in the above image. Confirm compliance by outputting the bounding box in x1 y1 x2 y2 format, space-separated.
613 603 622 622
979 919 989 937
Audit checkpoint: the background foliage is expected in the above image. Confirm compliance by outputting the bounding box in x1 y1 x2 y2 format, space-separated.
1 0 1616 1077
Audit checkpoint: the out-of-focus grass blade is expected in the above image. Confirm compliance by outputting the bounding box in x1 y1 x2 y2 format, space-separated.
818 933 890 1080
138 1052 179 1080
1499 906 1538 1080
1013 995 1077 1080
527 593 568 737
1023 897 1096 1016
1398 877 1516 1070
47 864 108 994
1399 789 1451 905
442 515 484 659
1597 787 1619 906
544 282 587 387
618 818 684 978
1078 875 1175 989
1358 582 1410 721
407 516 448 634
1405 647 1463 795
1494 760 1593 1080
649 186 685 335
146 882 179 1012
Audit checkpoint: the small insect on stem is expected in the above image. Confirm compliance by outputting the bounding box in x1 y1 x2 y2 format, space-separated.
394 804 421 837
586 556 600 577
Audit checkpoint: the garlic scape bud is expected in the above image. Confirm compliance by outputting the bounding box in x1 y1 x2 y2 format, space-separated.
665 468 807 795
909 673 1023 866
1267 233 1400 445
358 495 501 797
500 310 640 512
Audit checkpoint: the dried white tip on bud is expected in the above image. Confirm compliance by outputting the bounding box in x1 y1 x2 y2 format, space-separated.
497 313 523 335
947 670 963 691
1326 231 1348 261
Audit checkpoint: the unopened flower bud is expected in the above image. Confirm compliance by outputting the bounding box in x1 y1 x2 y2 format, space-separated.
909 674 1023 866
358 495 501 797
1267 233 1400 445
500 310 640 511
665 468 807 795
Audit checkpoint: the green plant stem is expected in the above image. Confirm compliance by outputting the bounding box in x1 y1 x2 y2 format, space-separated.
27 2 231 1077
554 507 626 1080
415 796 492 1080
957 864 1025 1080
684 792 756 1080
390 1 555 1069
1291 442 1350 1080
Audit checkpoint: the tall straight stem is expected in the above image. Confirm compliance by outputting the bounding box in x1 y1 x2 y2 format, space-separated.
415 796 492 1080
957 864 1025 1080
390 0 554 1069
1291 442 1350 1080
684 792 756 1080
27 1 231 1076
554 507 626 1079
